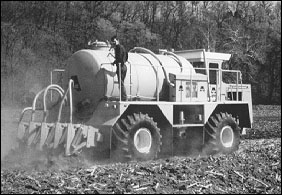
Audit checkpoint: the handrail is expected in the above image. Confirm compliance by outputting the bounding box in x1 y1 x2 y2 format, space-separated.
101 61 135 101
236 71 238 101
129 47 174 87
203 49 211 101
220 69 222 101
128 61 132 101
119 63 122 101
190 68 192 101
101 59 242 103
221 69 242 101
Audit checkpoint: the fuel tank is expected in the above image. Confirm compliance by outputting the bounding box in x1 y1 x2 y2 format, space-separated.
65 49 195 119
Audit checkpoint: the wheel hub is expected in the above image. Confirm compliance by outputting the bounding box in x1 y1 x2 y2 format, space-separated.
134 128 152 154
220 126 234 148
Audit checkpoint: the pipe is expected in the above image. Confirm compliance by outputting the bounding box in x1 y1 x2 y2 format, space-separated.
31 88 46 121
163 51 183 73
57 79 74 123
31 85 65 122
50 69 65 102
18 107 33 123
43 85 65 111
57 88 69 122
69 79 74 123
129 47 174 87
135 53 158 100
42 85 65 122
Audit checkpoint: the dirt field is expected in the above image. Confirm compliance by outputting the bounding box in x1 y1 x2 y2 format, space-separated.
1 105 281 194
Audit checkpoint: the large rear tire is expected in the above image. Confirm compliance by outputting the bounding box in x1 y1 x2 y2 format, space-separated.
111 112 162 162
204 112 240 155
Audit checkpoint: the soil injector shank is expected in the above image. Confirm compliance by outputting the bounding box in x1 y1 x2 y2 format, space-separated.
17 79 102 157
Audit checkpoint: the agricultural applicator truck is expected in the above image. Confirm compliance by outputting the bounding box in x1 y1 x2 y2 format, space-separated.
17 41 253 162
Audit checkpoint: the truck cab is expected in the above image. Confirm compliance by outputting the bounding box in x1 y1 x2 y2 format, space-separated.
173 49 253 124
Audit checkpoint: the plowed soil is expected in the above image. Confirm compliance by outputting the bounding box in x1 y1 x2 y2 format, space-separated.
1 105 281 194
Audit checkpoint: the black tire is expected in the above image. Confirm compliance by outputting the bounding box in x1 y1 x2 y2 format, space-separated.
111 112 162 161
204 112 240 155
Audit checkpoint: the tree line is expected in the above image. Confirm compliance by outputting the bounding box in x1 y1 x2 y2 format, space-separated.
1 1 281 106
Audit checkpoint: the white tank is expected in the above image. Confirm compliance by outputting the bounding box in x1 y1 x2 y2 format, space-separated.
66 49 195 117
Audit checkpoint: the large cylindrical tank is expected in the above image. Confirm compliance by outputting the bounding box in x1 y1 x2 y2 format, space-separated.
65 49 195 118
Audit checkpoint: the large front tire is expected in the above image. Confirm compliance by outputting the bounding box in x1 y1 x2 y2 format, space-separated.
204 112 240 155
111 112 162 162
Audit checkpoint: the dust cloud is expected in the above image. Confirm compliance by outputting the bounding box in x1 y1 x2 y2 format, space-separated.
1 106 212 171
0 107 45 170
1 107 19 161
0 107 100 171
